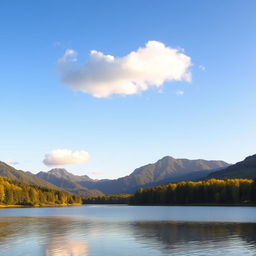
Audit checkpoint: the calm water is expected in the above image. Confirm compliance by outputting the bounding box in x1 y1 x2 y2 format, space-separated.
0 205 256 256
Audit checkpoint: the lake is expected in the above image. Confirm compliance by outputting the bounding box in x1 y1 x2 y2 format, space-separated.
0 205 256 256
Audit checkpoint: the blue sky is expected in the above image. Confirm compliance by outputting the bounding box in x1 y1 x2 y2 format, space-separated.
1 0 256 178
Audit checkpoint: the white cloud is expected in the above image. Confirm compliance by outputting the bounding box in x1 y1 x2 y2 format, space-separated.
58 41 192 98
199 65 206 71
176 90 184 96
59 49 78 63
43 149 90 166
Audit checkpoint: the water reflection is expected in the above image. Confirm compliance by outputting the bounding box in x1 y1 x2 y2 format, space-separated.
46 238 88 256
0 207 256 255
0 217 90 256
132 221 256 251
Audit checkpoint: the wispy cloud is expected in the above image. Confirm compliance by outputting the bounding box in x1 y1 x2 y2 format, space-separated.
199 65 206 71
58 41 192 98
176 90 184 96
43 149 90 166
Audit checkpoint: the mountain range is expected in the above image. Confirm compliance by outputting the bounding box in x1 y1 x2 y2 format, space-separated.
1 154 256 196
35 156 229 194
72 156 229 194
37 169 103 196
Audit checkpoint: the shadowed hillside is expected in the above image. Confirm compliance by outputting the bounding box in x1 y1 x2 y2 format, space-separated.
208 154 256 180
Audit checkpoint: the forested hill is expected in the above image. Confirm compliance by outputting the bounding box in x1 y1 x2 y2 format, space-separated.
208 154 256 180
0 162 103 197
130 179 256 205
0 176 81 206
0 162 59 189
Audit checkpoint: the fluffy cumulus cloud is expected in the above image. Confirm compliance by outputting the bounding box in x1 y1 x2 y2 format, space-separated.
43 149 90 166
58 41 192 98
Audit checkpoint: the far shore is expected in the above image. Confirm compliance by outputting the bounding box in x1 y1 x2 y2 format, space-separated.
1 203 256 209
84 202 256 207
0 203 82 208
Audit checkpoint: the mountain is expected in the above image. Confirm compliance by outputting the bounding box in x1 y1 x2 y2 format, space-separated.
80 156 230 194
36 168 103 197
0 161 59 189
208 154 256 180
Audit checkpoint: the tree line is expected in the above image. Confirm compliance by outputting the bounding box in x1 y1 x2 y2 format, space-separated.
130 179 256 205
0 177 82 206
83 194 131 204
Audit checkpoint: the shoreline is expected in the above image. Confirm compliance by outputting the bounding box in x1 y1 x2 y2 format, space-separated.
1 203 256 208
83 202 256 207
0 203 82 208
129 203 256 207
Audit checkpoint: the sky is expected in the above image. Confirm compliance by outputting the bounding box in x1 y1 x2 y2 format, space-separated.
1 0 256 179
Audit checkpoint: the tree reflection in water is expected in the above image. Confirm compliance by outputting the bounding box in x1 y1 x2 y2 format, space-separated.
131 221 256 251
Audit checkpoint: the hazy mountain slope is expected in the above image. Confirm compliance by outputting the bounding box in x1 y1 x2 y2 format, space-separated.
45 168 93 183
36 169 103 197
81 156 230 194
208 154 256 179
0 161 59 189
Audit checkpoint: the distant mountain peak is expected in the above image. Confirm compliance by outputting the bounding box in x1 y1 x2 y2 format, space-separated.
49 168 69 175
160 156 175 161
47 168 92 180
36 168 102 197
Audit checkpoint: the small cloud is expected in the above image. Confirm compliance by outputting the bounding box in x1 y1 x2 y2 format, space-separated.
176 90 184 96
43 149 90 166
198 65 206 71
5 160 19 166
59 49 77 64
58 40 192 98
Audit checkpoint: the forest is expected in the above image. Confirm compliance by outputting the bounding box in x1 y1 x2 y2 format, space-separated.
1 176 256 207
83 194 131 204
130 179 256 205
0 176 82 206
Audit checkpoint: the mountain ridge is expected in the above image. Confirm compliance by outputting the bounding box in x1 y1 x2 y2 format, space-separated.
208 154 256 180
43 156 229 194
0 161 60 190
0 155 232 197
36 169 103 197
